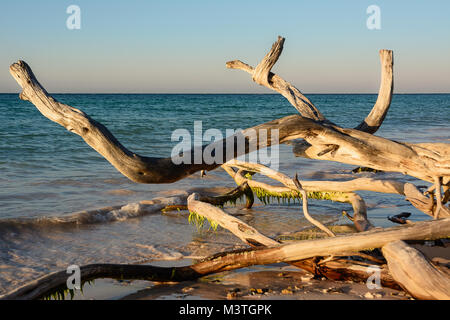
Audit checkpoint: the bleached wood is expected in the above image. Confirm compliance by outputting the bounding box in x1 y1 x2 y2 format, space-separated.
228 39 393 134
223 160 441 223
10 60 450 195
292 174 336 237
187 193 276 247
256 162 437 219
8 61 317 183
227 38 448 192
6 37 450 301
172 218 449 281
434 176 444 219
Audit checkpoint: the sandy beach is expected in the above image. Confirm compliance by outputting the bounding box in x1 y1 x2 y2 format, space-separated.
61 242 448 300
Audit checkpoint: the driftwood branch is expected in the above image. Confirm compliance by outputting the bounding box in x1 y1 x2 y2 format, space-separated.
3 218 448 300
382 240 450 300
291 173 336 237
9 60 308 183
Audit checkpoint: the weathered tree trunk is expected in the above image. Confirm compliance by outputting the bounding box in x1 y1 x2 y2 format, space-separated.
2 218 447 300
382 240 450 300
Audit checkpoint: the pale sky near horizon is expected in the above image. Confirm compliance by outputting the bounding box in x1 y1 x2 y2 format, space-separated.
0 0 449 93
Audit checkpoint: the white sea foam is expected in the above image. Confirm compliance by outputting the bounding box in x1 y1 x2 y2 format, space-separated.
0 195 188 231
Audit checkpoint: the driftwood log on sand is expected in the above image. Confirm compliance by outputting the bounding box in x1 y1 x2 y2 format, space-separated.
5 36 450 299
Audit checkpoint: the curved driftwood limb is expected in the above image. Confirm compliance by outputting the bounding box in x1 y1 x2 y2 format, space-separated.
345 193 372 232
403 183 444 217
10 61 450 191
0 258 395 300
434 176 444 219
9 61 307 184
227 159 442 218
225 159 297 189
291 121 450 184
228 37 394 163
291 173 336 237
225 159 447 226
187 194 397 288
227 36 326 121
355 50 394 134
382 240 450 300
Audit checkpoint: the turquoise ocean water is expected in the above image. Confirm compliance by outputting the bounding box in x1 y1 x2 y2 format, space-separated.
0 93 448 293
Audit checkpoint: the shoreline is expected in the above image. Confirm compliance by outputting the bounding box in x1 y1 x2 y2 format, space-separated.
66 264 411 301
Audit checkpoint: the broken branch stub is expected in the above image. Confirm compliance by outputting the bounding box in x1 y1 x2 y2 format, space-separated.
355 49 394 134
227 36 326 121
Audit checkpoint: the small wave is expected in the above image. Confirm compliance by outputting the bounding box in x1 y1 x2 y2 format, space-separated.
0 195 187 233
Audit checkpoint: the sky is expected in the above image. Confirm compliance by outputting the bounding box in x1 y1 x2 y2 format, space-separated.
0 0 449 93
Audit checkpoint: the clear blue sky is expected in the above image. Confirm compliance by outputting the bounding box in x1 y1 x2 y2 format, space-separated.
1 0 449 93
